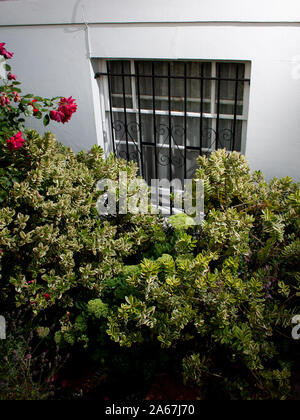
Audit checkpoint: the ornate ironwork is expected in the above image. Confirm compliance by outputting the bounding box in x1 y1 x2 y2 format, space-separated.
112 119 234 168
104 60 248 214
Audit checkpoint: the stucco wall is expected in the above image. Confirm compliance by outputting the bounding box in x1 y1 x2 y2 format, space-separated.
1 0 300 180
1 0 300 24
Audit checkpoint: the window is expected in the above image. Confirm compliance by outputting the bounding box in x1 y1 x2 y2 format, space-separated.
95 59 251 186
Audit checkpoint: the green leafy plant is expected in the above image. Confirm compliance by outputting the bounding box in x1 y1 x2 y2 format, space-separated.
0 130 166 349
105 150 300 399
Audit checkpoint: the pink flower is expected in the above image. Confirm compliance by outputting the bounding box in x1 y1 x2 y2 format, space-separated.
0 42 13 59
50 96 77 124
7 72 16 81
14 93 21 103
44 293 51 301
6 131 25 151
0 93 10 106
50 110 64 123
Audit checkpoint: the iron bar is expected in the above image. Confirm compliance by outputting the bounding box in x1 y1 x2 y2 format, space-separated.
106 62 116 154
184 62 187 180
152 62 158 180
136 63 144 177
216 64 222 150
200 63 204 155
121 61 129 159
232 64 239 151
168 62 173 215
95 72 250 83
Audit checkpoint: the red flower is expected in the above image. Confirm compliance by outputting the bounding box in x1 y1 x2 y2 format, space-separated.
0 93 10 106
50 110 64 123
44 293 51 301
7 72 16 81
6 131 25 151
29 99 39 115
13 92 21 103
50 96 77 124
0 42 13 59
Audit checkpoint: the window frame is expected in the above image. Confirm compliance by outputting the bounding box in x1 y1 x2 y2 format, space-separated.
95 58 251 172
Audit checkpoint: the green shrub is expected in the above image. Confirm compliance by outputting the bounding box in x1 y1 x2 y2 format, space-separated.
106 150 300 399
0 130 166 342
2 136 299 399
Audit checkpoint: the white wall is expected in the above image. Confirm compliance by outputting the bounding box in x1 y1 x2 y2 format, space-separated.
2 0 300 24
1 0 300 180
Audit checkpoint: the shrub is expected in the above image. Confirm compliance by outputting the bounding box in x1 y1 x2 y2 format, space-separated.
0 130 166 346
1 117 299 399
106 150 300 399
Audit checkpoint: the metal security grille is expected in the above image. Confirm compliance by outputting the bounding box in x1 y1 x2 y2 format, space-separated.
95 59 250 186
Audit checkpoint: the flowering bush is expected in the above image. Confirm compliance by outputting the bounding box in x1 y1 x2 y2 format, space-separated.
0 41 77 203
0 42 77 137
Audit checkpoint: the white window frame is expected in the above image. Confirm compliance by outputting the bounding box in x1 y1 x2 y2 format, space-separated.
95 59 251 159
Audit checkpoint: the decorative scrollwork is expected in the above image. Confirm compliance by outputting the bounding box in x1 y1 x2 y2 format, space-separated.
157 151 171 167
155 124 185 168
128 151 140 162
112 119 141 164
112 119 235 176
112 120 125 138
156 124 169 142
118 150 128 160
202 127 216 149
201 127 233 151
127 121 139 139
218 129 233 149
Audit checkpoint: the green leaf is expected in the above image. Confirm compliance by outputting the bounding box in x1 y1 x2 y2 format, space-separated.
35 111 42 119
33 102 42 110
4 64 11 72
43 114 50 127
